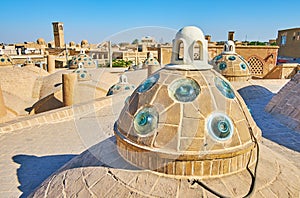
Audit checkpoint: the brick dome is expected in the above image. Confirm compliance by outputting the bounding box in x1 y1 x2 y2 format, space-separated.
69 53 96 69
114 26 261 177
212 41 251 81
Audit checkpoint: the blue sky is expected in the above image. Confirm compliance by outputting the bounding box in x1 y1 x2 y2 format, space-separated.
0 0 299 44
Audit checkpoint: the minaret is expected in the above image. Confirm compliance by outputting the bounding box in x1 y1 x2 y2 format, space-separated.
52 22 65 48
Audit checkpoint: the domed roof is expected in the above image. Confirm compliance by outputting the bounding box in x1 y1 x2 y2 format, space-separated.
24 57 34 66
212 40 251 81
73 63 91 81
114 26 261 178
0 54 14 66
143 52 160 69
69 53 96 69
81 40 89 47
37 38 46 45
107 74 135 96
81 40 88 44
69 41 76 47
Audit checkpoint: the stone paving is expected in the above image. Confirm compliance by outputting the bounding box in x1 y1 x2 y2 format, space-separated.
0 79 299 197
0 121 85 198
0 94 124 197
30 136 300 197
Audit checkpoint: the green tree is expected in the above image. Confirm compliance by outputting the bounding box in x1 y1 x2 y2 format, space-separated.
248 41 267 46
132 39 139 44
112 59 133 67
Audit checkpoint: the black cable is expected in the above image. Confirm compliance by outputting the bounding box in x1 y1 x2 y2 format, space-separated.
238 91 260 198
188 140 259 198
188 179 229 198
243 127 260 198
188 93 260 197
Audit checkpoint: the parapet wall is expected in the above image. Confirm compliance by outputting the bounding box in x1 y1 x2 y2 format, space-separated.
0 96 114 134
263 63 299 79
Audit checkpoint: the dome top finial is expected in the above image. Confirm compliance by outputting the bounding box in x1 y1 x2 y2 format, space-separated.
166 26 212 70
119 74 128 84
223 40 235 54
148 52 154 59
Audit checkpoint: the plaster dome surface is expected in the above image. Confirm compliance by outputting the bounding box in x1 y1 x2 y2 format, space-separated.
143 52 160 67
107 74 135 96
0 54 14 66
212 41 251 81
69 53 96 69
24 57 34 66
81 39 89 47
69 41 76 47
73 66 91 81
37 38 46 45
114 26 261 177
176 26 206 41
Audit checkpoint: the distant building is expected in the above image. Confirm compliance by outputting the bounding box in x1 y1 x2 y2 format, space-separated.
141 36 156 45
1 45 17 55
90 41 159 66
277 27 300 58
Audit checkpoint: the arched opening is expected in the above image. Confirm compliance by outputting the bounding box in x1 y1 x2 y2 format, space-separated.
177 40 184 60
224 45 228 52
193 41 203 60
229 45 233 51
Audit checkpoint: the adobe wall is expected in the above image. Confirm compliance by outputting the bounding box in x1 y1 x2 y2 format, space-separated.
0 95 116 134
160 45 278 77
277 28 300 58
264 63 299 79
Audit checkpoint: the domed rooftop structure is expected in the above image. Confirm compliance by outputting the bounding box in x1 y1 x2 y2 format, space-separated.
73 63 91 81
37 38 46 46
81 39 89 48
143 52 161 76
143 52 160 68
114 26 261 178
212 40 251 81
69 41 76 48
69 51 96 69
24 57 34 66
107 74 135 96
0 53 14 66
